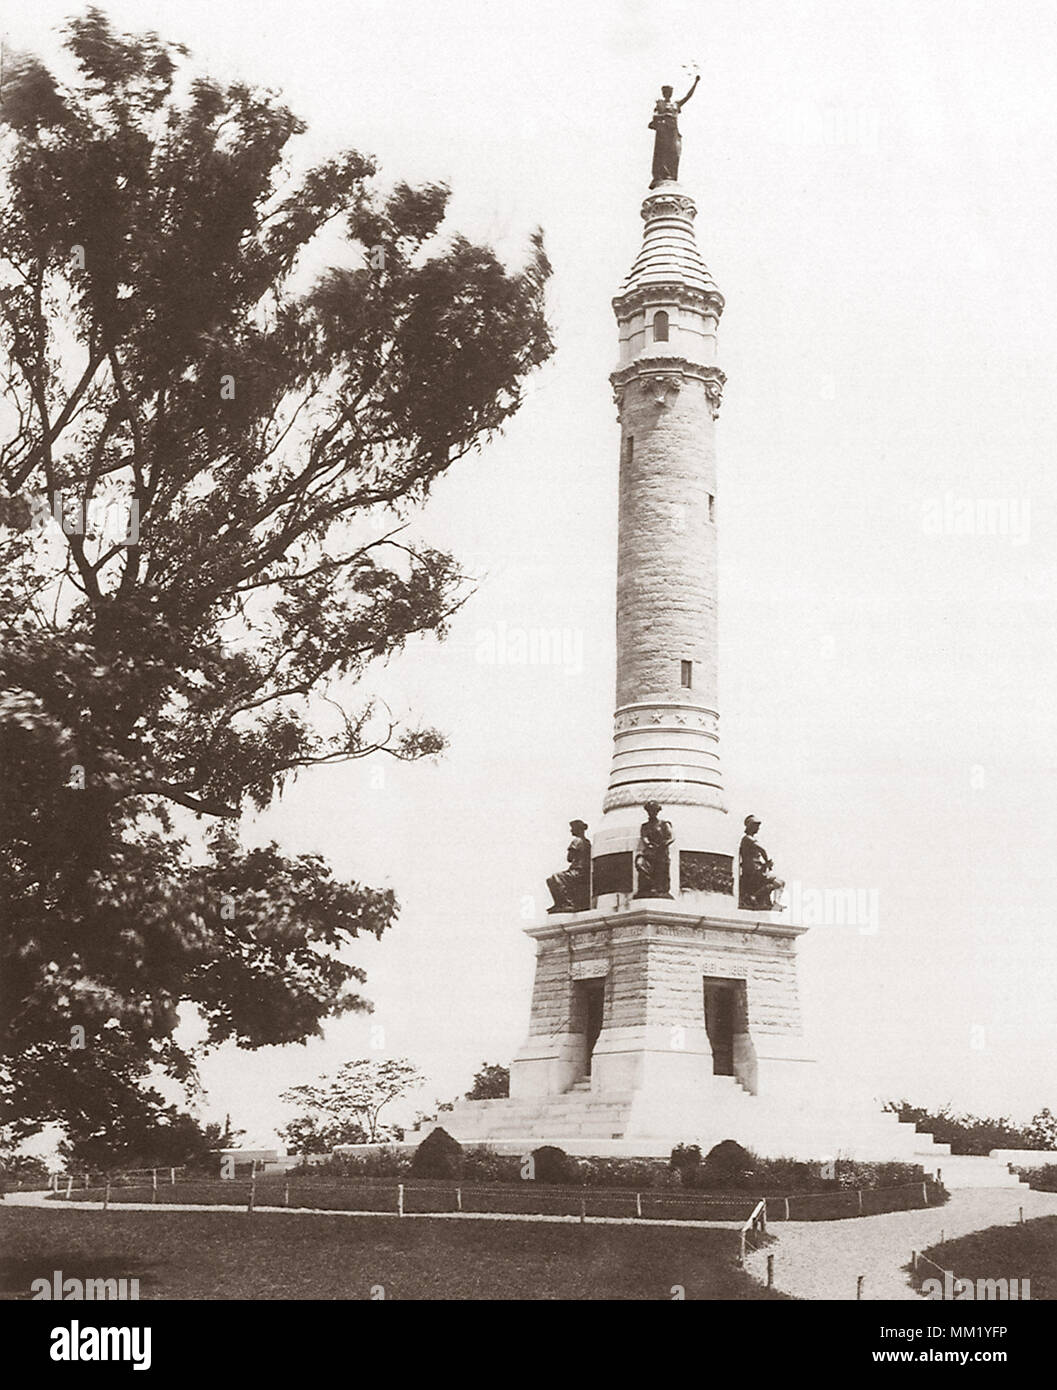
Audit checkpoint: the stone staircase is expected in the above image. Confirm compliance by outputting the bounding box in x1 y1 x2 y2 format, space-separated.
910 1150 1028 1190
440 1087 638 1142
421 1080 1032 1185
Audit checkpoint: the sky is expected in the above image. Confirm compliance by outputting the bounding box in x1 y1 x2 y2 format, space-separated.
6 0 1057 1144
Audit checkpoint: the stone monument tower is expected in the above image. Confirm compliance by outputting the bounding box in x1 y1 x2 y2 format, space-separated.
436 85 947 1161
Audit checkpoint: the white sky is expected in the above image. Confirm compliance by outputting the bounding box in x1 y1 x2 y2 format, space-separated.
7 1 1057 1144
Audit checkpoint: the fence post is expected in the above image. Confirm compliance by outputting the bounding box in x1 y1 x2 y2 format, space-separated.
922 1181 928 1206
151 1169 157 1203
856 1275 865 1300
397 1183 404 1217
783 1196 790 1221
857 1189 864 1216
739 1229 746 1265
65 1175 72 1200
579 1194 586 1224
284 1181 290 1208
456 1187 462 1213
248 1174 256 1213
767 1254 774 1288
104 1181 110 1211
912 1250 918 1270
635 1192 642 1219
170 1167 176 1186
1019 1206 1024 1224
761 1200 767 1234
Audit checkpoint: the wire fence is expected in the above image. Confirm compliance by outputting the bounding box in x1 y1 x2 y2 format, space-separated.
39 1170 940 1224
45 1173 760 1222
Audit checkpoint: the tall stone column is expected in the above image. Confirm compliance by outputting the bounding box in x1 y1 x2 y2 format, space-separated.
593 183 732 898
503 179 811 1124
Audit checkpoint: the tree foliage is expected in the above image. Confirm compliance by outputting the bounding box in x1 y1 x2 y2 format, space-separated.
280 1056 424 1149
465 1061 509 1100
0 11 552 1141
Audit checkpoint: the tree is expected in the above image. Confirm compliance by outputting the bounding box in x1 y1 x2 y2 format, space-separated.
465 1061 509 1100
201 1113 245 1151
0 1151 49 1189
280 1057 424 1149
1025 1108 1057 1150
0 12 552 1141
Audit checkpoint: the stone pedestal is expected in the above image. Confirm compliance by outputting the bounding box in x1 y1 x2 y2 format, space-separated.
509 894 814 1138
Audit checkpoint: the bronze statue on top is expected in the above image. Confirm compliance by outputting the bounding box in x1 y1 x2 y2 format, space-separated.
634 800 673 898
547 819 591 913
649 74 700 187
738 815 785 910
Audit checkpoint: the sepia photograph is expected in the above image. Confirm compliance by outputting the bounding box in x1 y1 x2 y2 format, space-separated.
0 0 1055 1364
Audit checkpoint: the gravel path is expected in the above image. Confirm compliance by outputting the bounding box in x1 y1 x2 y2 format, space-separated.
744 1187 1057 1301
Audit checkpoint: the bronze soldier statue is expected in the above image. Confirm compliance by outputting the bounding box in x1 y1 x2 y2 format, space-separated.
634 800 673 897
738 815 784 910
649 74 699 187
547 819 591 913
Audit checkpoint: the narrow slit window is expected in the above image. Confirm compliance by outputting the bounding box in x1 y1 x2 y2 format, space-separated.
652 310 669 342
708 493 715 523
681 660 693 688
624 435 634 466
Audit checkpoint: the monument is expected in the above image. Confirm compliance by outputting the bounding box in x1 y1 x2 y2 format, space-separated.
433 84 965 1165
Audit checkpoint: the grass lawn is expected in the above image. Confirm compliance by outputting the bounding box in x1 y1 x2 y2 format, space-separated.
0 1205 787 1300
920 1217 1056 1300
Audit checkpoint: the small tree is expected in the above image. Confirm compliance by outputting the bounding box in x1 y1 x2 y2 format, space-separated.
465 1063 510 1100
1025 1108 1057 1150
280 1057 424 1148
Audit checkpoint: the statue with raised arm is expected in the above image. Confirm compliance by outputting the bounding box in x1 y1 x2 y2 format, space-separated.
738 815 785 911
649 74 700 187
547 819 592 913
634 801 674 898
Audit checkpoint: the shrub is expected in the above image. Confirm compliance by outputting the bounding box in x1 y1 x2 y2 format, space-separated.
410 1128 464 1179
292 1147 411 1179
1016 1164 1057 1192
669 1143 702 1175
530 1145 575 1184
580 1157 668 1189
702 1140 756 1188
461 1147 522 1183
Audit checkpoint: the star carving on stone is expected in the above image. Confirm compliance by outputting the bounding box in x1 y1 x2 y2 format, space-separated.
674 713 687 725
650 711 663 723
627 714 640 726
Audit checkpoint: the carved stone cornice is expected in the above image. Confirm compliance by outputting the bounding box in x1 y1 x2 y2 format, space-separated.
610 357 727 419
612 282 725 320
641 191 697 221
523 904 804 942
